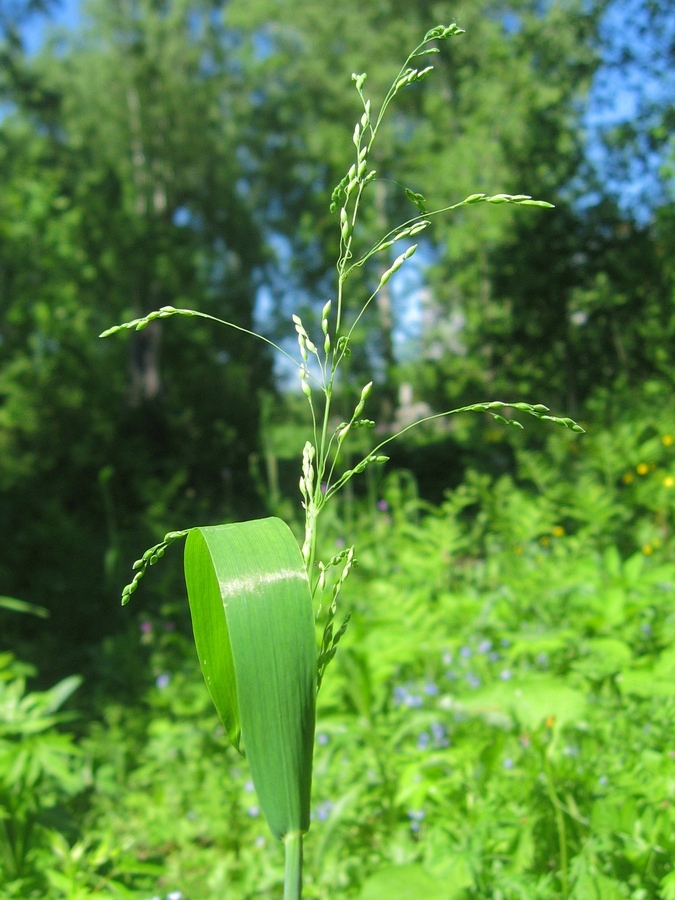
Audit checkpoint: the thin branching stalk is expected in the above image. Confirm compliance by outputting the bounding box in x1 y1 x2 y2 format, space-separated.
104 25 586 899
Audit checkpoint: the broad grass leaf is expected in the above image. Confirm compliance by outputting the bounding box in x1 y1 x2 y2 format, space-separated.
184 517 316 840
184 528 241 751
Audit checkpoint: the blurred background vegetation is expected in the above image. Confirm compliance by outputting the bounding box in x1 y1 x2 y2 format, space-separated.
0 0 673 897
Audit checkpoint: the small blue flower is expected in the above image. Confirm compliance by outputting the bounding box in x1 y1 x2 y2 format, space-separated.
423 681 439 695
313 800 334 822
478 639 493 654
499 669 512 681
407 808 425 831
429 721 450 747
393 685 423 707
466 672 481 688
316 732 330 745
503 758 514 769
167 892 183 900
417 732 431 750
247 805 260 817
430 721 446 742
460 646 472 659
155 673 170 689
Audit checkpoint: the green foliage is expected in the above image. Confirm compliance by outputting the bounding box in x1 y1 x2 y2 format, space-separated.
7 403 669 897
0 0 270 673
0 654 83 895
302 409 674 898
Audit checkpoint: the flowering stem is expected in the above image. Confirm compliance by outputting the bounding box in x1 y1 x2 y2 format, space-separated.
283 831 303 900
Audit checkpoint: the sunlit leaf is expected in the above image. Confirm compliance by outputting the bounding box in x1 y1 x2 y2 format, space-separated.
184 517 316 840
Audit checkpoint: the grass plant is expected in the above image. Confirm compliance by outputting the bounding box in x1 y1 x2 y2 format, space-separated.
99 25 586 898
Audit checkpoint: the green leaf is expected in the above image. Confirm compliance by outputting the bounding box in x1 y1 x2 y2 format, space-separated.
571 869 628 899
184 517 316 841
660 870 675 900
360 864 458 900
461 676 587 731
0 595 49 618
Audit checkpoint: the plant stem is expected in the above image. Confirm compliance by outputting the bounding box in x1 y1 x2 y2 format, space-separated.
544 752 568 899
284 830 303 899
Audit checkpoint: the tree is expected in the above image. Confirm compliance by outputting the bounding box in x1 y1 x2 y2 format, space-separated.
225 0 673 417
588 0 675 217
0 0 270 671
224 0 612 408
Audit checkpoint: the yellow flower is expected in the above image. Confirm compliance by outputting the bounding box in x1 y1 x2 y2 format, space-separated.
622 472 634 484
552 525 565 538
642 544 653 555
664 476 674 489
636 463 649 476
663 435 673 447
540 535 550 547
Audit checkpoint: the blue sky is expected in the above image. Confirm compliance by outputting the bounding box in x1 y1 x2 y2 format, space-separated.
22 0 81 54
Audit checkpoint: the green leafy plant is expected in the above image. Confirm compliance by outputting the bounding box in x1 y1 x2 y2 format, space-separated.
101 25 583 898
79 434 673 897
0 653 83 895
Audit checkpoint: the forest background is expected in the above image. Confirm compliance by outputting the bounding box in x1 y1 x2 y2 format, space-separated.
0 0 673 898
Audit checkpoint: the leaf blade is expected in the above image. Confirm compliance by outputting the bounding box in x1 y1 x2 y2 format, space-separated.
185 517 316 840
